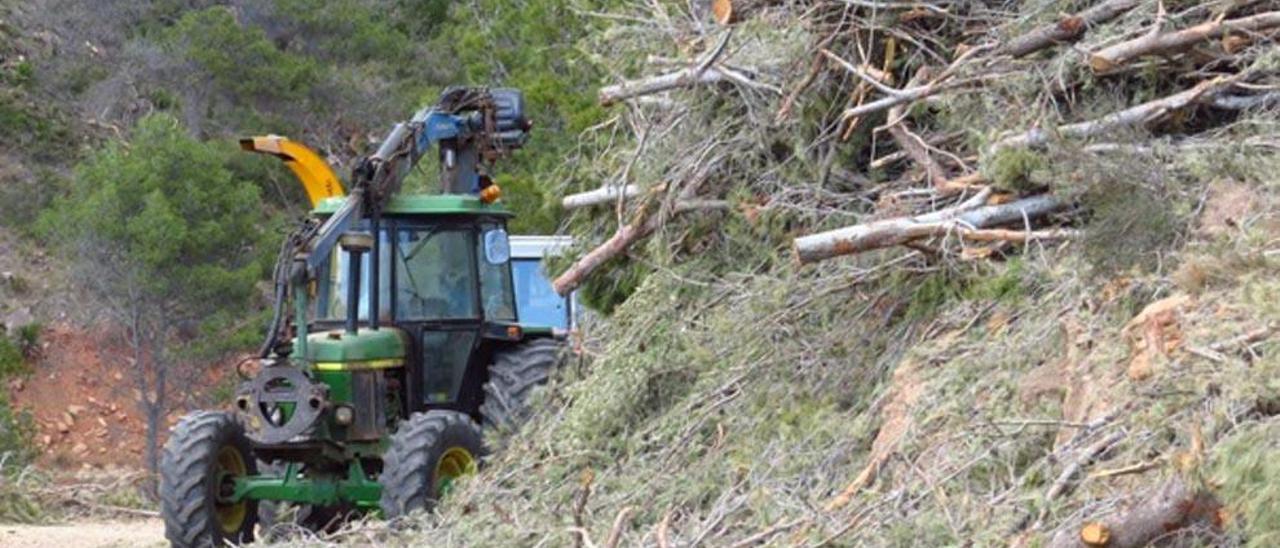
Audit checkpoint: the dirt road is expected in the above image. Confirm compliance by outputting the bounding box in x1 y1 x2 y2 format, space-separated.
0 519 165 547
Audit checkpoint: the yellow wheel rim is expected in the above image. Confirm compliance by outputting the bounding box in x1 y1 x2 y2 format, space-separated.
434 447 477 495
214 445 248 534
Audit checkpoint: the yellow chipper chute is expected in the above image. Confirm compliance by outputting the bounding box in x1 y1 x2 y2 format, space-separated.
239 135 345 207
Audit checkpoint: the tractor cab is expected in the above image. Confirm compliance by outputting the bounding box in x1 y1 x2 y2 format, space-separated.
308 194 535 415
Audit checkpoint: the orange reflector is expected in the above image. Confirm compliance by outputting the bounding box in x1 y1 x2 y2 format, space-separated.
507 326 521 339
480 184 502 204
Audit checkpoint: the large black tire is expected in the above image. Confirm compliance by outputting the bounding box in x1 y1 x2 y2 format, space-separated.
379 410 483 521
160 411 259 547
480 338 562 431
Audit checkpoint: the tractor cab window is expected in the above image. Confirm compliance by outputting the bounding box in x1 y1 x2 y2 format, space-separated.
393 226 478 320
477 225 516 321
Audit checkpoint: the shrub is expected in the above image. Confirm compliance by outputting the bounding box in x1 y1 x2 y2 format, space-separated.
984 146 1048 193
169 7 318 103
15 323 40 360
0 336 25 380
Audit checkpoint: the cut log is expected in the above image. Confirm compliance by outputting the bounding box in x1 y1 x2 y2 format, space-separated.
1090 11 1280 72
994 77 1235 150
1001 0 1139 58
710 0 779 25
1048 478 1223 548
563 185 642 210
793 194 1067 264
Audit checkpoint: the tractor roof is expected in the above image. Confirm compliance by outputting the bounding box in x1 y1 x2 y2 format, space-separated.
312 193 513 217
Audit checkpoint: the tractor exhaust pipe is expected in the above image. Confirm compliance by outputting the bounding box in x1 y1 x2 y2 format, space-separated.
339 232 375 335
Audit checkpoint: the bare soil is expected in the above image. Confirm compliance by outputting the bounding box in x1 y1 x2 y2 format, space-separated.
0 519 165 548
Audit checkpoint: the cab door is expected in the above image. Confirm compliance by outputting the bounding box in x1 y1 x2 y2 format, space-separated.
390 222 483 408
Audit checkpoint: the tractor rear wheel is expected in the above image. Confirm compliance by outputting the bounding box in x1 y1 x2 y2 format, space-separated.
160 411 259 547
379 410 483 521
481 338 562 431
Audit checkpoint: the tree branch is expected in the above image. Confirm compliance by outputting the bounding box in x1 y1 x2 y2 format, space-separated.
1090 11 1280 72
994 77 1237 150
1001 0 1139 58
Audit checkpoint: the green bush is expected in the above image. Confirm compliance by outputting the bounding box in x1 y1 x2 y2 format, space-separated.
984 147 1048 193
15 324 40 360
273 0 417 65
0 389 41 523
1081 177 1185 277
1 60 34 87
169 8 318 103
0 391 35 467
0 336 25 380
0 91 71 157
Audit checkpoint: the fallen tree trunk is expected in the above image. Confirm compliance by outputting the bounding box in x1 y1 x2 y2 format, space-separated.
562 185 642 210
994 77 1234 149
1090 11 1280 72
793 194 1066 264
1002 0 1139 58
1048 477 1222 548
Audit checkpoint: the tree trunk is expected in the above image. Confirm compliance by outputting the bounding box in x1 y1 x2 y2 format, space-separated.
792 194 1066 264
1001 0 1139 58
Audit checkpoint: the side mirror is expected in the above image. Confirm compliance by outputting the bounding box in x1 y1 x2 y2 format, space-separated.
483 229 510 264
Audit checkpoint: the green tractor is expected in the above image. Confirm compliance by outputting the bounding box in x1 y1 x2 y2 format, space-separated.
159 88 563 546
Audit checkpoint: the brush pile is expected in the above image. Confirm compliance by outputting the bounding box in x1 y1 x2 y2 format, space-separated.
555 0 1277 292
396 1 1279 546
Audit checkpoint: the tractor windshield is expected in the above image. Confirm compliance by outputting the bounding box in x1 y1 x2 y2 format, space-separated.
392 227 478 319
317 223 481 322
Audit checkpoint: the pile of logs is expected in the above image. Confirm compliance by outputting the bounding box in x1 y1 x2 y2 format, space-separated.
552 0 1279 294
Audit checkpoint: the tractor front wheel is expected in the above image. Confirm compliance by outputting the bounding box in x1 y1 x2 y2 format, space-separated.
379 410 483 521
160 411 259 547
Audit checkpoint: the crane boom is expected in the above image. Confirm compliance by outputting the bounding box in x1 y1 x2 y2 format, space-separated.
297 87 528 281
